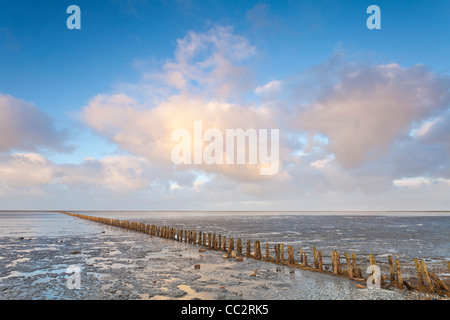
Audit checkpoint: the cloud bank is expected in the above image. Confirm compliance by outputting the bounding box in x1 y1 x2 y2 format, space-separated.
1 26 449 210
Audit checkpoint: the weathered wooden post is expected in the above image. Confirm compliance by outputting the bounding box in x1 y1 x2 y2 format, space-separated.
274 245 279 263
280 244 285 263
313 247 319 269
429 272 450 292
395 259 403 289
369 254 376 267
266 243 270 261
208 233 212 248
345 253 353 278
228 238 234 254
413 258 425 286
388 255 396 283
288 246 295 265
222 236 227 251
247 240 251 257
352 253 362 278
332 251 338 275
318 250 323 270
237 239 242 253
419 260 435 292
193 231 197 245
335 251 341 274
254 241 261 260
299 246 303 264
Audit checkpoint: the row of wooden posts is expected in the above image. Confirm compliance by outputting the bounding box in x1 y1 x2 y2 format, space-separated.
58 211 449 296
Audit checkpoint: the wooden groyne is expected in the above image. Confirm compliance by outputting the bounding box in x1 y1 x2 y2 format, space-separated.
58 211 450 297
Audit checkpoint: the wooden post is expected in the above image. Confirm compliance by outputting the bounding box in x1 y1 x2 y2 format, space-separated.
419 260 435 292
228 238 234 254
336 251 341 274
313 247 318 269
198 231 202 245
332 251 338 275
299 246 303 264
222 236 227 251
388 255 396 283
203 233 206 247
237 239 242 253
352 253 361 278
266 243 270 261
218 235 221 249
274 245 279 263
193 231 197 245
395 259 403 289
288 246 295 265
369 254 376 267
344 253 353 278
413 258 425 286
303 253 308 267
247 240 251 257
280 244 285 262
429 272 450 292
208 233 212 248
254 241 261 260
318 250 323 270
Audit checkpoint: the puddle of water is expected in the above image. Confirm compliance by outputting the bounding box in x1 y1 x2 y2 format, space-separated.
145 284 214 300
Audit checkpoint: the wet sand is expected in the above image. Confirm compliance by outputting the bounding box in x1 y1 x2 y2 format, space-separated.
0 215 445 300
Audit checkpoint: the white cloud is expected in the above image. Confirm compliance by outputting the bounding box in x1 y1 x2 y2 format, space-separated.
295 63 450 168
254 80 282 101
0 153 54 188
0 94 70 153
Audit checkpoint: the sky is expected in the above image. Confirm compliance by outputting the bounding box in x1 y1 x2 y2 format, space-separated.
0 0 449 211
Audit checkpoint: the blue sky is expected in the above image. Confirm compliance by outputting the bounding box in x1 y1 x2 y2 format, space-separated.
0 1 449 210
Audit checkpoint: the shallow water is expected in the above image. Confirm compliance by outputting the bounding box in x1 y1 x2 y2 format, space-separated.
70 211 450 262
2 211 448 261
0 211 448 300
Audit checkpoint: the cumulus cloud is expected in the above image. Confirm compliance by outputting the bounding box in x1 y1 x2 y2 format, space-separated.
161 25 256 101
80 26 283 184
0 94 70 153
0 153 54 189
57 155 157 191
295 63 450 168
0 153 160 196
